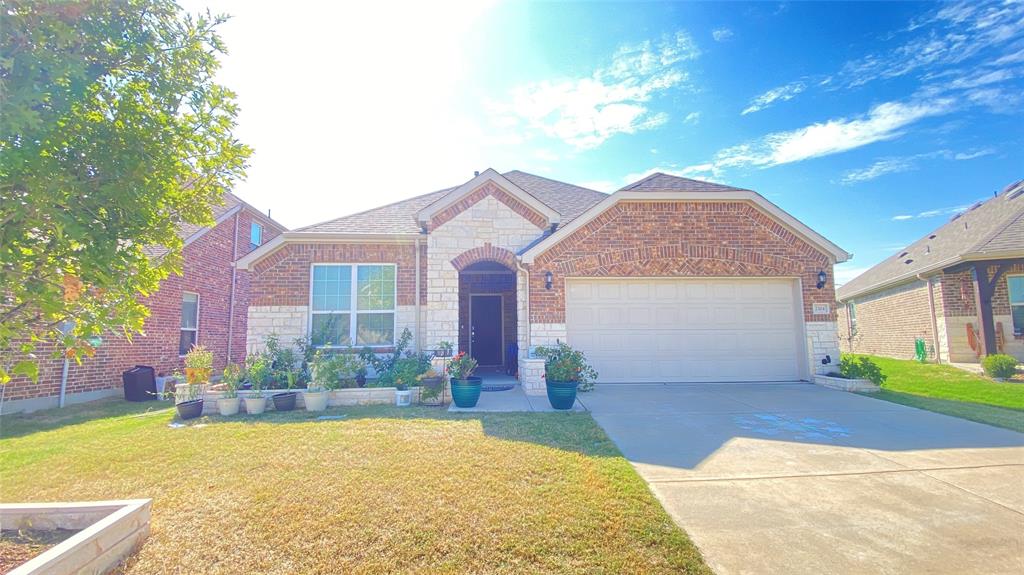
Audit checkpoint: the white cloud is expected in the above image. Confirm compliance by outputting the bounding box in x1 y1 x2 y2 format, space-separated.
622 163 724 185
842 147 995 184
891 203 973 221
741 81 806 115
683 111 701 124
490 31 699 149
712 28 734 42
891 215 914 221
715 99 953 170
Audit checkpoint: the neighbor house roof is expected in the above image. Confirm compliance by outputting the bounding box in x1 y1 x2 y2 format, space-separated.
145 192 287 258
837 179 1024 301
620 172 752 193
298 170 607 235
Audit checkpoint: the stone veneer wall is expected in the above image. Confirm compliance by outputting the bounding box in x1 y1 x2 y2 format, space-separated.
425 192 544 353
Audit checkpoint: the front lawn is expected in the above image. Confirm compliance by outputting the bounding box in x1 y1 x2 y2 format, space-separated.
859 355 1024 432
0 400 709 575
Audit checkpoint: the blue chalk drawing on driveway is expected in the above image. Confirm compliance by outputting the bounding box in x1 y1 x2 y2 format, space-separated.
733 414 851 441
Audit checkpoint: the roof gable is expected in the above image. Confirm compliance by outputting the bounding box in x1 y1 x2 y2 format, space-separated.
837 180 1024 300
620 172 752 193
415 169 561 229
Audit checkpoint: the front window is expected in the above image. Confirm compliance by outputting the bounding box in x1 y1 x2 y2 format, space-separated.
311 264 395 347
1009 276 1024 336
179 292 199 355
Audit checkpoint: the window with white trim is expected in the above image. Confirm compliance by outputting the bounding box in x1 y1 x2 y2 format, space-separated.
1009 275 1024 336
310 264 396 347
179 292 199 355
250 222 263 248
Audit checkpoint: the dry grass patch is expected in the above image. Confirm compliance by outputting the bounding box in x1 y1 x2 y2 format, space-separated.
1 400 709 574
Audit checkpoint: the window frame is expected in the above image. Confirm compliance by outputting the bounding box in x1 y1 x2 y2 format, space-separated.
309 263 397 348
847 302 858 334
250 221 264 248
179 291 200 356
1008 274 1024 336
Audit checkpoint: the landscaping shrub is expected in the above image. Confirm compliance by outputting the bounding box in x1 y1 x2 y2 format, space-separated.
839 354 886 386
982 354 1018 379
536 341 599 391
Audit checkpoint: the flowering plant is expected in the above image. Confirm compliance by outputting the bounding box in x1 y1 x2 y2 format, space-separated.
448 352 478 380
536 341 598 391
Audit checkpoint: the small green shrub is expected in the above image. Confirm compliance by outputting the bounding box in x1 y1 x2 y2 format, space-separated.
982 354 1018 379
838 354 886 386
448 352 479 381
221 364 243 398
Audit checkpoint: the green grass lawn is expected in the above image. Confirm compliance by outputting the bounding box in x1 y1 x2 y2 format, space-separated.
858 355 1024 432
0 399 710 575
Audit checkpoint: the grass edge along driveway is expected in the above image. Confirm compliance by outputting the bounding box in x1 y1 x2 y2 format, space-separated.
1 399 711 575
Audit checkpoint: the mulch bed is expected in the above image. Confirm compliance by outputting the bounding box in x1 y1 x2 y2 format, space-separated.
0 529 78 574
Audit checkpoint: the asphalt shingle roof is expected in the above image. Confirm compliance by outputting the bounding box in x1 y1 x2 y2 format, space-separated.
298 171 608 234
144 192 286 258
619 172 752 193
837 180 1024 300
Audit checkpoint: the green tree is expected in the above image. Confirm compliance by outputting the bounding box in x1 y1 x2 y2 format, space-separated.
0 1 251 383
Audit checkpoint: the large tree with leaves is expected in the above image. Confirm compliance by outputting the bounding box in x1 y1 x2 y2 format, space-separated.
0 1 251 383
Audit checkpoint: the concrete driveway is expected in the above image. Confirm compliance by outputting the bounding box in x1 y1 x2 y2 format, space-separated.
580 383 1024 575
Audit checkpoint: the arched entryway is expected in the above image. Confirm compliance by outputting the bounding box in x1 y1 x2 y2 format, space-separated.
457 260 518 374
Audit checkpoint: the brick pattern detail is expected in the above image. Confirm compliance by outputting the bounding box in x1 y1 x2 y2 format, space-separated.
530 201 835 323
450 243 517 271
428 181 548 231
837 280 936 360
4 210 282 404
250 242 427 307
457 272 517 358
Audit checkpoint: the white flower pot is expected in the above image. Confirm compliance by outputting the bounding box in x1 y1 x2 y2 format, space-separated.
244 395 267 415
395 389 412 407
304 390 329 412
217 397 241 416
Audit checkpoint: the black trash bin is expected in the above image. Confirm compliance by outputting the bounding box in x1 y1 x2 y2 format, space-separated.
123 365 157 402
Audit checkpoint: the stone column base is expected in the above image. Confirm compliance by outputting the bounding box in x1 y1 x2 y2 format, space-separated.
518 358 545 395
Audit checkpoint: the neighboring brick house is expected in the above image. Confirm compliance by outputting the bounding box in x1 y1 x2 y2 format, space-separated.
837 180 1024 363
2 193 285 413
237 169 849 393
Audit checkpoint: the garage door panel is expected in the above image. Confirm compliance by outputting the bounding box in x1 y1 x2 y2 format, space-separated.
566 278 802 383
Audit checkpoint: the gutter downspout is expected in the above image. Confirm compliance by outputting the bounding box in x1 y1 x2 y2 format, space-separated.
515 259 531 353
919 273 942 363
59 358 70 408
415 237 422 353
970 266 987 356
227 212 240 364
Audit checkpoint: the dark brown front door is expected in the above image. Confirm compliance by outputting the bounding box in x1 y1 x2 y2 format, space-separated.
470 295 503 366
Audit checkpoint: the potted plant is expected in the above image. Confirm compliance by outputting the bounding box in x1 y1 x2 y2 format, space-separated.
183 344 213 386
217 363 243 416
355 364 368 388
417 368 445 406
244 354 270 414
174 370 204 420
273 369 298 411
304 350 334 412
536 341 598 410
391 356 428 407
449 352 481 408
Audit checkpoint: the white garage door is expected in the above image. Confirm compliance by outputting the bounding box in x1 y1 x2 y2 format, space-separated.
566 278 804 383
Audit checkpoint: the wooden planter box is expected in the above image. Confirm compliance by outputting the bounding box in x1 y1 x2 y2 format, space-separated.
813 374 880 393
1 499 151 575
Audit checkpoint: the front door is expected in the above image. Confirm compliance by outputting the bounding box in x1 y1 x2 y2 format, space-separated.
470 295 503 367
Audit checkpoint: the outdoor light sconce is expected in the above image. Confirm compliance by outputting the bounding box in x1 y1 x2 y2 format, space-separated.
816 270 827 289
544 271 554 290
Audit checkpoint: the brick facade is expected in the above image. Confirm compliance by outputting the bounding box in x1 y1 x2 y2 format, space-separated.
838 262 1024 363
529 201 836 324
4 208 282 410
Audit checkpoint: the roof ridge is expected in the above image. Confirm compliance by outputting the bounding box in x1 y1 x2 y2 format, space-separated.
619 171 666 191
295 187 453 231
503 170 603 194
225 191 288 231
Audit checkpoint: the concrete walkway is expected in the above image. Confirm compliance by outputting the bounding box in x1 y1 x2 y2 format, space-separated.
581 383 1024 574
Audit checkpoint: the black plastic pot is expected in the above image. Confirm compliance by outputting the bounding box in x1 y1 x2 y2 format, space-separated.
176 398 204 420
272 392 297 411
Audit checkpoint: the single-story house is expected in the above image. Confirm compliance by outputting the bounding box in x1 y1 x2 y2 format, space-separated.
837 180 1024 363
2 193 286 413
237 169 849 392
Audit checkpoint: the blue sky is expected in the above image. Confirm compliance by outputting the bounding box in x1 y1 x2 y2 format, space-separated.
181 0 1023 284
